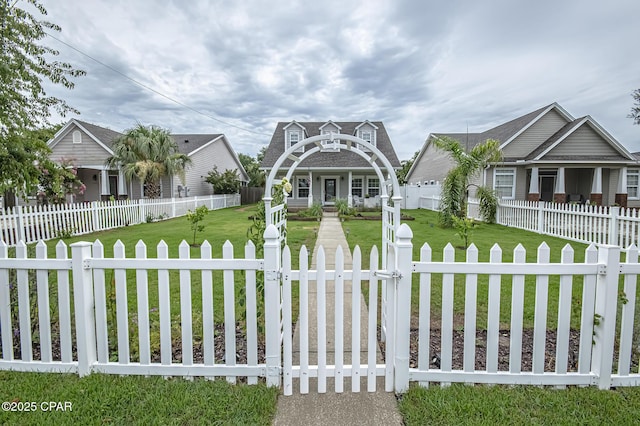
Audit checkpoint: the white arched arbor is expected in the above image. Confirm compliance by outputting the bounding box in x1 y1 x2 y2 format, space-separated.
264 133 402 265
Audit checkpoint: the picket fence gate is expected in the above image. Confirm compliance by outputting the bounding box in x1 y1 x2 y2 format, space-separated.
1 224 640 392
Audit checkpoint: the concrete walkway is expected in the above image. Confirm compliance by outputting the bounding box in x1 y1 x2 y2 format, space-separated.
273 212 403 425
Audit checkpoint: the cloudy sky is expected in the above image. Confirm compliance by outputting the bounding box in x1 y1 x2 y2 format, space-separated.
36 0 640 161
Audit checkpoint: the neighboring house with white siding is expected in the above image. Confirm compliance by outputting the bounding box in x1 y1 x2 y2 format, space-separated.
260 120 401 208
47 119 248 201
406 103 640 207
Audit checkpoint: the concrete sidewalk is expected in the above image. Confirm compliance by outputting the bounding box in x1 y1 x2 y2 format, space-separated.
273 212 402 425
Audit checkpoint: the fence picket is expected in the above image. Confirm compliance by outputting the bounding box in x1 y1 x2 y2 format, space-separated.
282 246 293 396
200 241 215 373
114 241 129 365
222 240 236 384
509 244 526 374
335 245 344 393
56 241 72 364
486 244 502 374
418 243 432 388
441 243 455 387
136 241 151 366
299 246 310 394
618 245 638 376
317 246 327 393
179 241 193 372
367 246 379 392
0 241 11 361
578 244 598 380
157 241 172 366
36 241 52 363
533 243 551 374
464 244 479 376
16 242 32 362
555 245 575 386
92 240 109 363
244 241 258 385
351 245 362 393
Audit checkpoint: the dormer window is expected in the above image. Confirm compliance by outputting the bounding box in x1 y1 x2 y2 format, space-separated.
355 121 378 151
284 121 306 153
72 130 82 144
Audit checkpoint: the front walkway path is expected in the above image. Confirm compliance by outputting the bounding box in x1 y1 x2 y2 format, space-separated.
273 212 402 425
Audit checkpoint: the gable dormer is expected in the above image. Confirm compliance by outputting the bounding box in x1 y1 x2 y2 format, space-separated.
319 121 342 151
354 120 378 151
284 121 306 153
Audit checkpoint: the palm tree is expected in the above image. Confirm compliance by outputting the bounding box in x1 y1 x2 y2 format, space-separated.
433 136 502 227
106 124 191 199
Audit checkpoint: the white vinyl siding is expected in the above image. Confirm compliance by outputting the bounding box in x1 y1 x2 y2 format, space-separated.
50 127 113 164
494 168 516 199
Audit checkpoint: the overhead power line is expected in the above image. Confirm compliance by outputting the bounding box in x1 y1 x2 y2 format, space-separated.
45 31 270 137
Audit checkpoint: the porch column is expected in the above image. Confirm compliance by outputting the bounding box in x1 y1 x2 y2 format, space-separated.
615 167 628 208
308 171 313 208
528 167 540 201
590 167 603 205
118 170 127 198
100 168 109 199
348 170 353 207
553 167 566 203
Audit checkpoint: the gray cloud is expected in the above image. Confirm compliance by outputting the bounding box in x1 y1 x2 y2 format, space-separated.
38 0 640 162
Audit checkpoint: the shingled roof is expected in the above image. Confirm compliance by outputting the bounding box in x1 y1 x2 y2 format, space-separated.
260 121 400 169
75 120 122 148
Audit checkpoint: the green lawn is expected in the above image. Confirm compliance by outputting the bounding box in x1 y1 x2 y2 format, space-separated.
0 371 277 425
343 209 592 328
399 383 640 425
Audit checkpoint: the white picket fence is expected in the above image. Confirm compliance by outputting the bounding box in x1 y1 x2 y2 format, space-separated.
1 224 639 391
420 195 640 250
0 194 240 247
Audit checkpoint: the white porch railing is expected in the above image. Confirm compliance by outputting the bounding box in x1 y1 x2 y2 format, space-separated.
0 194 240 247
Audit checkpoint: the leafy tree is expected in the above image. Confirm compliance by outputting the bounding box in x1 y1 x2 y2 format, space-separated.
36 157 86 205
238 152 265 187
434 136 502 227
205 166 241 194
396 150 419 185
106 124 191 199
629 89 640 125
0 0 85 197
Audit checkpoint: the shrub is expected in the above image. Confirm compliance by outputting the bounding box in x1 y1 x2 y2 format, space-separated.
186 205 209 246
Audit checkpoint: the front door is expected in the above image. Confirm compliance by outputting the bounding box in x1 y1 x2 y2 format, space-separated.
324 179 336 204
540 176 555 202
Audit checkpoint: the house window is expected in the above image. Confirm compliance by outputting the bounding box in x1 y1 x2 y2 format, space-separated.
322 130 339 146
72 130 82 144
628 169 639 199
351 178 363 198
494 168 516 199
297 177 309 198
358 130 375 151
288 130 303 152
367 177 380 197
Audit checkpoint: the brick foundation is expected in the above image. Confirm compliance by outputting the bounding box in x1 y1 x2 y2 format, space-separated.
590 193 603 206
615 193 628 208
553 193 567 203
527 193 540 202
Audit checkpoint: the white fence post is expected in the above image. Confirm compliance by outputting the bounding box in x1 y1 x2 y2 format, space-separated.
537 201 545 234
91 201 99 232
394 224 413 393
71 242 96 377
608 206 620 246
263 224 281 387
15 205 26 243
592 244 620 389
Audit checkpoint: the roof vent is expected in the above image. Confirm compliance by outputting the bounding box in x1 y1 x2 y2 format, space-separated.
184 139 189 143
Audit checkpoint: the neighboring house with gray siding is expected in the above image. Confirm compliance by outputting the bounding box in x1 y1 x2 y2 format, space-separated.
406 103 640 207
260 120 401 208
48 119 248 202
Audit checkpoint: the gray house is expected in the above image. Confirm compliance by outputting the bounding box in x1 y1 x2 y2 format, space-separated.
406 103 640 207
260 120 401 208
48 119 248 202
